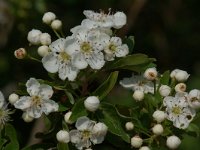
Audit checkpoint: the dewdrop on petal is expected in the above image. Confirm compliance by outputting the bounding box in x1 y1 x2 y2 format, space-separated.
40 33 51 45
166 135 181 149
144 67 158 81
64 111 73 124
51 19 62 30
27 29 42 45
14 48 26 59
38 45 49 57
42 12 56 24
133 90 144 101
125 122 134 131
8 93 19 104
153 110 166 123
84 96 100 112
131 135 143 148
175 83 186 93
152 124 163 135
139 146 150 150
56 130 70 143
159 85 171 97
22 112 34 123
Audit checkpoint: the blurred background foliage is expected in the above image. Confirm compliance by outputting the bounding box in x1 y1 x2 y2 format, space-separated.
0 0 200 149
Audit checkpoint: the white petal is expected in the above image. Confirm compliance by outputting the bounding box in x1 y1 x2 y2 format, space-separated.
64 39 79 56
14 96 32 110
69 130 81 144
41 99 58 114
76 116 94 131
39 84 53 99
81 19 98 29
115 44 129 57
113 12 127 29
49 38 66 52
26 78 40 96
173 114 189 129
90 135 105 144
86 52 105 70
42 53 59 73
0 91 5 108
110 37 122 46
73 52 88 69
163 96 174 107
104 53 115 61
26 106 43 118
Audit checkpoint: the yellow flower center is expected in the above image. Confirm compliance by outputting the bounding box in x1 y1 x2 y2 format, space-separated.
59 52 70 62
31 96 42 106
80 42 92 53
172 106 182 115
109 43 117 52
82 130 91 139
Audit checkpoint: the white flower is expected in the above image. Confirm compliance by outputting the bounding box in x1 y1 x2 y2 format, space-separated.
125 122 134 131
152 124 163 135
56 130 70 143
22 112 34 122
131 136 143 148
170 69 189 82
159 85 171 97
42 12 56 24
132 90 144 101
163 95 195 129
120 75 154 94
188 89 200 109
0 91 13 128
8 93 19 104
42 38 79 81
14 48 27 59
40 33 51 45
113 12 127 29
64 111 73 124
84 96 100 112
69 116 107 150
139 146 150 150
27 29 42 45
175 83 186 93
51 19 62 30
14 78 58 118
153 110 166 123
166 135 181 149
144 67 158 81
103 36 129 61
71 29 106 70
38 45 49 57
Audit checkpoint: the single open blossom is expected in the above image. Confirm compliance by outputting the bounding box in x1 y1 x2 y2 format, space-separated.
69 116 107 150
0 91 13 129
103 36 129 61
120 75 154 94
42 38 79 81
163 94 196 129
14 78 58 118
187 89 200 109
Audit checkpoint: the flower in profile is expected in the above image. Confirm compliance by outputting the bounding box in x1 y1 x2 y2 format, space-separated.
42 38 79 81
120 75 154 94
163 94 195 129
0 91 13 129
14 78 58 118
69 116 107 150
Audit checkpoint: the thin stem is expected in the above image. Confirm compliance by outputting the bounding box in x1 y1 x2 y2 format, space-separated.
27 55 41 63
53 30 61 38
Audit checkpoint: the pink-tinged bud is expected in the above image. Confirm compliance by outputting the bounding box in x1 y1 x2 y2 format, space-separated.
14 48 26 59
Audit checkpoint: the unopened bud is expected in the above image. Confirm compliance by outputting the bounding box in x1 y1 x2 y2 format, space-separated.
27 29 42 45
51 19 62 30
22 112 34 122
42 12 56 24
152 124 163 135
56 130 70 143
125 122 134 131
8 93 19 104
166 135 181 149
139 146 150 150
40 33 51 45
64 111 73 124
14 48 26 59
131 136 143 148
144 67 158 81
133 90 144 101
175 83 186 93
37 45 49 57
153 110 166 123
84 96 100 112
159 85 171 97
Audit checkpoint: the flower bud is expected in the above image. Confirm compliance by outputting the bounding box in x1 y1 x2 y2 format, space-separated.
51 19 62 30
159 85 171 97
64 111 73 124
144 67 157 81
40 33 51 45
170 69 189 82
113 12 127 29
8 93 19 104
84 96 100 112
170 69 180 79
14 48 26 59
131 136 143 148
42 12 56 24
152 124 163 135
92 122 108 136
133 90 144 101
27 29 42 45
166 135 181 149
22 112 34 122
85 149 92 150
188 89 200 109
139 146 150 150
37 45 49 57
153 110 166 123
56 130 70 143
175 83 186 93
125 122 134 131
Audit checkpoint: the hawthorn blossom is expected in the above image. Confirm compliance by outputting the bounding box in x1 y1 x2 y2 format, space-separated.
42 38 79 81
163 94 195 129
14 78 58 118
69 116 107 150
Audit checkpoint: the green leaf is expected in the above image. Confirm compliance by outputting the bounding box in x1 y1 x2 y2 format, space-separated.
98 102 130 143
58 103 69 112
4 124 19 150
93 71 119 100
64 90 75 104
57 143 69 150
160 71 170 85
123 36 135 53
186 123 200 136
70 99 88 122
21 143 54 150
